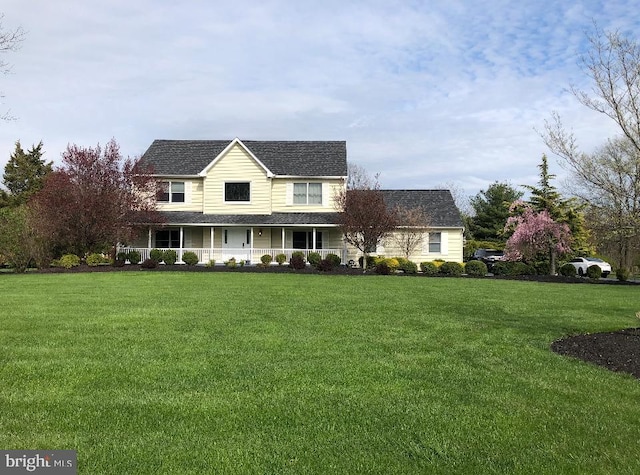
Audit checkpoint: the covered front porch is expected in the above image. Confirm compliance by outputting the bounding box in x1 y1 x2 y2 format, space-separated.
121 224 346 265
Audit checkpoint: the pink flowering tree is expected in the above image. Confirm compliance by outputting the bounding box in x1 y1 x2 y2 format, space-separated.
504 201 572 275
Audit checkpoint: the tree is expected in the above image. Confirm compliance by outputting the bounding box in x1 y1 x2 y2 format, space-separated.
30 139 162 258
391 206 430 259
1 141 52 207
504 201 572 275
336 166 397 270
468 182 523 242
541 27 640 270
0 14 25 121
0 205 42 272
523 154 592 256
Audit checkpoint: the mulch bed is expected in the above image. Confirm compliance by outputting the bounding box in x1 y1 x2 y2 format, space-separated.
552 328 640 379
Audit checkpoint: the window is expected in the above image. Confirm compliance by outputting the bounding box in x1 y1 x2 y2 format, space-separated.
156 230 181 248
293 183 322 205
225 182 250 202
428 232 441 253
292 231 323 249
158 181 185 203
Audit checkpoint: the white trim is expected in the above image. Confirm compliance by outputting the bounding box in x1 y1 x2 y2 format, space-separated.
276 175 347 179
198 138 274 177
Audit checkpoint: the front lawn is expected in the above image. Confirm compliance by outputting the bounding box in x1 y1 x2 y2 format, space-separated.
1 273 639 474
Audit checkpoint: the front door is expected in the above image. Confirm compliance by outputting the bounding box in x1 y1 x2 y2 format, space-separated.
222 228 251 262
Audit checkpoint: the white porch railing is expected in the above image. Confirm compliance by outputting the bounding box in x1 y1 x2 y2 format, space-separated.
119 247 346 265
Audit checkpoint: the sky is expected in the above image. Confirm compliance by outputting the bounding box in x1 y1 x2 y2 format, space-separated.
0 0 638 202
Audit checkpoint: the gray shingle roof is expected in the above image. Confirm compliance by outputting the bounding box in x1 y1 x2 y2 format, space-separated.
159 211 341 226
381 189 463 228
139 139 348 177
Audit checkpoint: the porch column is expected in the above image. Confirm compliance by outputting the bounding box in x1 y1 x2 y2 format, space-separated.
312 227 317 251
147 227 152 249
179 226 184 262
282 227 285 254
250 228 254 263
210 227 214 262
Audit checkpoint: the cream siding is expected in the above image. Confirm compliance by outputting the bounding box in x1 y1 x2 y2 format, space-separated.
345 227 464 265
202 144 271 214
272 179 344 212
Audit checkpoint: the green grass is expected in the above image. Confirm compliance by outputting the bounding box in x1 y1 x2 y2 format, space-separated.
1 272 640 474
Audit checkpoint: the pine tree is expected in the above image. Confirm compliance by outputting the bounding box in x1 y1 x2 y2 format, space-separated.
2 141 52 206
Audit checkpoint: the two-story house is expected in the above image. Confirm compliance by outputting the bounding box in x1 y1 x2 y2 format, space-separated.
124 138 464 265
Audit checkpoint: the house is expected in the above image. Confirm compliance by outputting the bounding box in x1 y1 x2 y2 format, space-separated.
123 138 464 264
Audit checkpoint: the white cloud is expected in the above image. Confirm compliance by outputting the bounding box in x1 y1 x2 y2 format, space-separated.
0 0 638 198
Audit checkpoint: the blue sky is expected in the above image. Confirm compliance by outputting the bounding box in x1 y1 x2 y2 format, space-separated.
0 0 638 200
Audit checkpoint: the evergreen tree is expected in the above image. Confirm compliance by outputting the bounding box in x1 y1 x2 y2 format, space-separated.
468 182 523 242
524 154 592 255
2 141 52 206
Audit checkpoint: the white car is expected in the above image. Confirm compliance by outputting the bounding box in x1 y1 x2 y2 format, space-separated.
568 257 612 277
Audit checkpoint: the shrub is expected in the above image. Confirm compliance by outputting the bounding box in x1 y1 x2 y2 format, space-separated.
375 260 392 275
616 268 630 282
205 259 216 268
307 251 321 267
586 264 602 280
86 253 109 266
163 249 177 265
289 254 306 270
492 261 535 276
465 259 487 277
433 259 445 268
291 251 306 261
325 253 341 267
532 260 550 275
127 250 141 265
420 262 439 276
260 254 273 266
396 258 418 274
559 263 577 277
239 260 245 267
182 251 199 266
113 259 126 267
439 261 464 276
117 251 128 261
316 258 335 271
224 257 237 268
150 248 164 263
275 253 287 265
59 254 80 269
141 258 157 269
358 255 377 269
384 258 400 272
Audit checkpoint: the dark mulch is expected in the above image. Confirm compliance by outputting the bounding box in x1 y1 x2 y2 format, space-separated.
552 328 640 379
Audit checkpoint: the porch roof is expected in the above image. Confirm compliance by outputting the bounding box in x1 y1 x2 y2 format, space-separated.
158 211 341 226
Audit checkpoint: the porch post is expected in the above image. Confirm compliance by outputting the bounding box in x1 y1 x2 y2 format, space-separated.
210 227 214 262
312 227 317 251
179 226 184 262
147 228 152 258
250 228 254 264
282 227 285 254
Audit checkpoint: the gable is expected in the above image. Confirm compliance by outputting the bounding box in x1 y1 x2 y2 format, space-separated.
381 189 463 228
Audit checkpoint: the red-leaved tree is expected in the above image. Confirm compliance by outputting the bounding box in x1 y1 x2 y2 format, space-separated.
336 166 398 270
30 139 162 259
504 201 572 275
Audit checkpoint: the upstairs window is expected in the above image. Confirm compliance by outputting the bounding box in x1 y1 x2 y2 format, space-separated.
225 182 250 202
158 181 185 203
293 183 322 205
